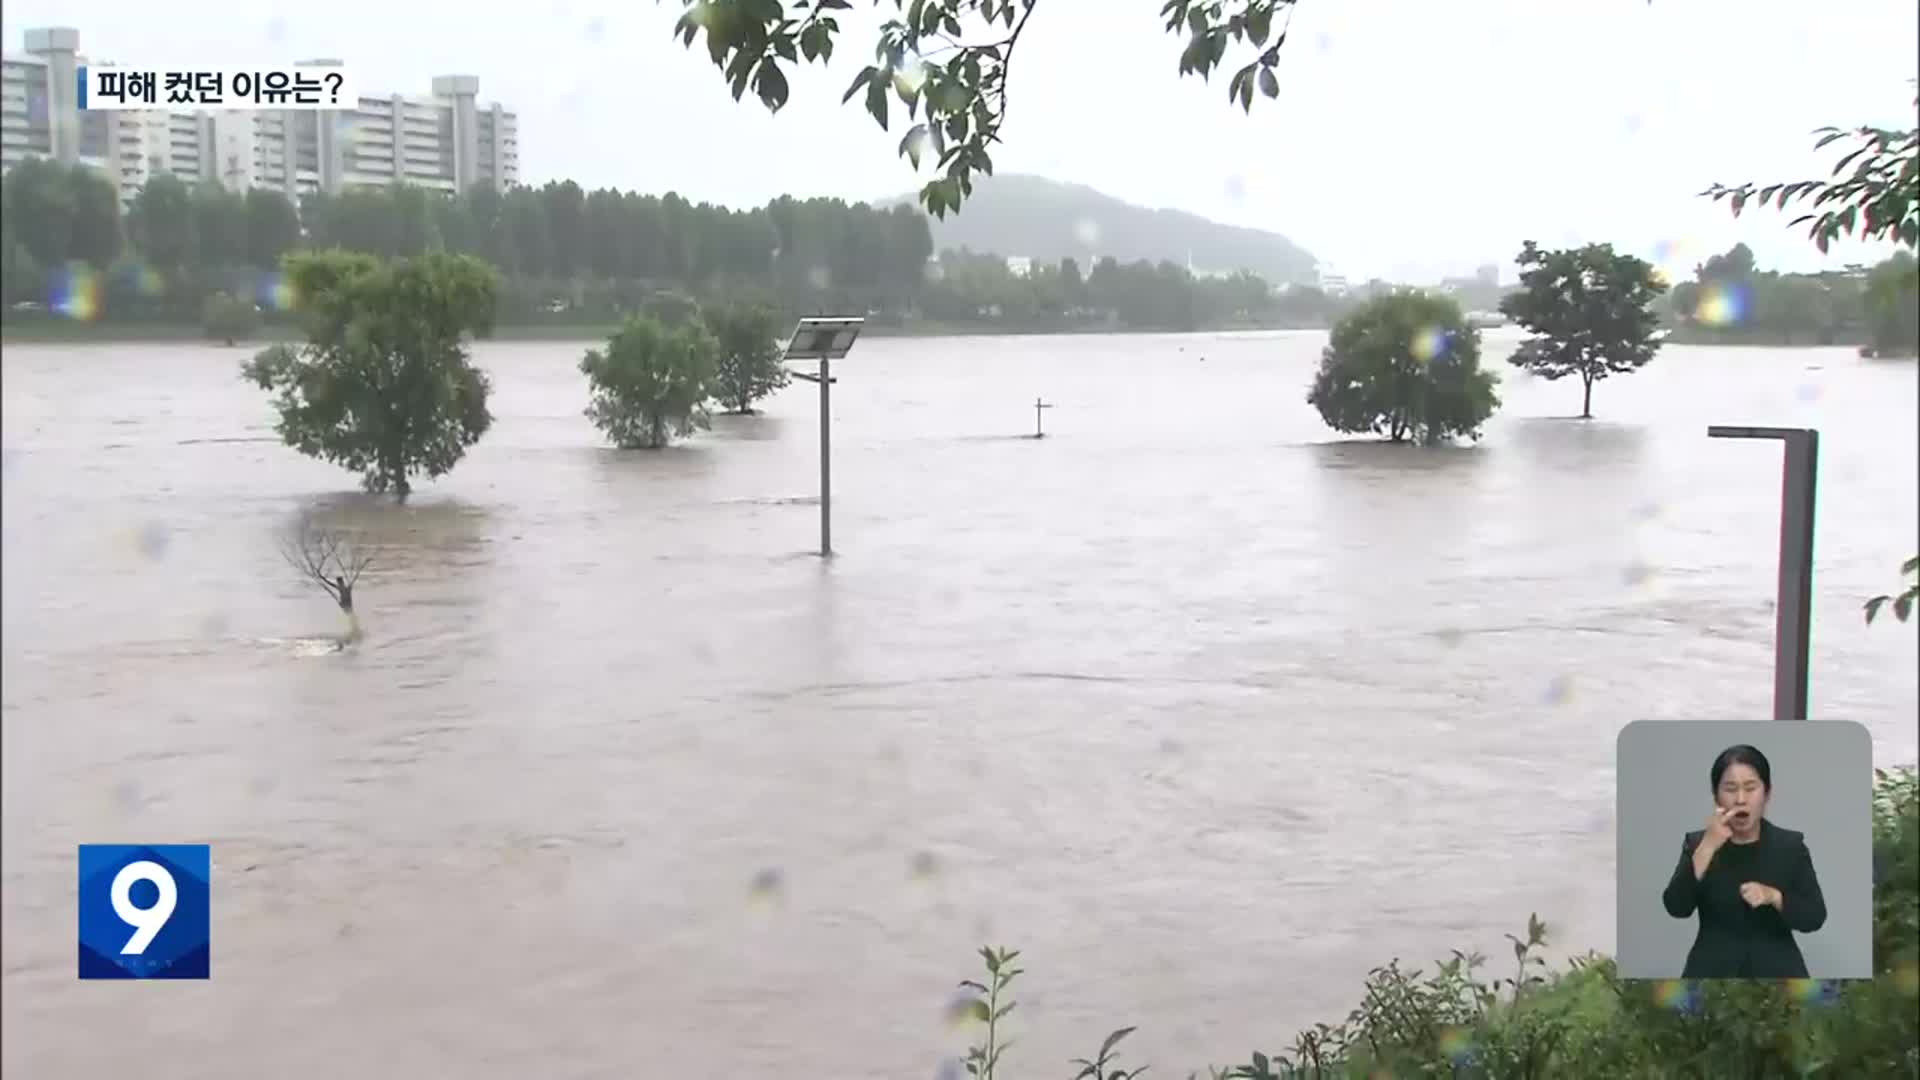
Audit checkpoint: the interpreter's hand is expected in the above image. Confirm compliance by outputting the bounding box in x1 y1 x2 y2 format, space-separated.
1703 806 1736 849
1692 807 1737 880
1739 882 1782 910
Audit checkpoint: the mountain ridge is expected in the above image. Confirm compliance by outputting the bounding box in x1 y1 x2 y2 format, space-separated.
881 173 1318 284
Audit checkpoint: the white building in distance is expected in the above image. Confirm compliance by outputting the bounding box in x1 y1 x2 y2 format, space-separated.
2 27 519 205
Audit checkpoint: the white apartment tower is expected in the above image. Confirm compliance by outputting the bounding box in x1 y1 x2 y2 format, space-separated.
2 27 519 204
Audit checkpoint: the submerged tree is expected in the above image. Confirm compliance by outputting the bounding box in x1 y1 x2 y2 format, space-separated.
580 314 720 448
241 251 499 500
202 290 259 346
277 512 375 639
1307 292 1500 445
1500 242 1667 419
704 302 789 414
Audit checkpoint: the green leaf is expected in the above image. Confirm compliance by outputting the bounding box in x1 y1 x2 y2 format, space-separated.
900 123 930 169
866 76 891 129
754 61 790 111
841 66 874 104
1258 65 1279 99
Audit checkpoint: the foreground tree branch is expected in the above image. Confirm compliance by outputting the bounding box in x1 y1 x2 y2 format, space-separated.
666 0 1300 217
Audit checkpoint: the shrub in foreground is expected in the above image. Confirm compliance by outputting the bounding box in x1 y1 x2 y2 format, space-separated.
946 766 1918 1079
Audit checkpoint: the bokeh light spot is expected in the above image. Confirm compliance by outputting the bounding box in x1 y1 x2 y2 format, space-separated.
1073 218 1101 248
1621 561 1657 588
254 272 297 311
747 867 785 907
943 992 987 1030
1693 282 1750 327
1653 979 1702 1013
909 851 940 881
1543 674 1575 706
807 265 833 290
137 521 172 561
1410 326 1450 363
50 264 103 321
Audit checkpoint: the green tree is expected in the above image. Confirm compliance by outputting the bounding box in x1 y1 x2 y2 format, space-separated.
69 164 124 270
1863 251 1919 356
704 302 789 414
580 315 719 449
1306 292 1500 445
5 158 80 271
668 0 1298 216
241 251 499 499
243 188 302 271
126 173 197 280
201 290 259 345
1500 241 1667 419
191 182 248 277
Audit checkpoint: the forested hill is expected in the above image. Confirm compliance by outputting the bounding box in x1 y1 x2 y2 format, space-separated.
885 173 1318 285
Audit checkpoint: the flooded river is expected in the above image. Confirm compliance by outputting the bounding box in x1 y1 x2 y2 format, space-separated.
3 332 1916 1078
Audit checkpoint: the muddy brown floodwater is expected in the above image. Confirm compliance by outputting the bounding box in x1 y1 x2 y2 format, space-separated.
3 332 1916 1078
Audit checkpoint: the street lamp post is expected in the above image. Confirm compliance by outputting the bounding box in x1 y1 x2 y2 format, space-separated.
784 317 865 558
1707 425 1820 721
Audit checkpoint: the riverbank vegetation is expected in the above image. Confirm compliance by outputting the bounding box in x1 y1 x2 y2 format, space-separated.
945 768 1917 1079
3 159 1913 349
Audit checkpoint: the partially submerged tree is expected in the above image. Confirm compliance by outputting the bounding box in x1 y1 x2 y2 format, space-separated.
704 302 789 414
202 290 259 346
277 513 374 618
241 250 499 500
667 0 1301 217
1499 242 1667 419
580 314 720 448
1307 292 1500 445
1863 251 1919 357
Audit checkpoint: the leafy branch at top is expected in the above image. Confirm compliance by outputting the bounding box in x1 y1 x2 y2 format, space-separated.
667 0 1300 217
1702 92 1919 254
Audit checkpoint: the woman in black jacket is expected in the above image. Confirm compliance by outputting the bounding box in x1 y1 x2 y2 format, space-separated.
1662 744 1828 978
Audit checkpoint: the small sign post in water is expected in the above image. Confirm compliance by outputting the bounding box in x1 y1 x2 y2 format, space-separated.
1707 425 1818 721
1032 397 1052 439
784 317 865 558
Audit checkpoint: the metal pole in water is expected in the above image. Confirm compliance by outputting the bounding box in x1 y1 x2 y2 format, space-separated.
819 354 832 557
1707 425 1818 720
1775 430 1817 721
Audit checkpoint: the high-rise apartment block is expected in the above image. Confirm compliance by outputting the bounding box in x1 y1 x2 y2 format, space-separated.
2 27 519 204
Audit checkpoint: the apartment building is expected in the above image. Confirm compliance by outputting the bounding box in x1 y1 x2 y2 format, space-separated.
2 27 519 204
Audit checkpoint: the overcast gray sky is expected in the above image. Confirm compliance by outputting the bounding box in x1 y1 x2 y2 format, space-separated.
6 0 1916 282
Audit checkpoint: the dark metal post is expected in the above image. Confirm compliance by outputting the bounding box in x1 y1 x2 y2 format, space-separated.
819 354 832 557
1033 397 1052 439
1707 426 1819 720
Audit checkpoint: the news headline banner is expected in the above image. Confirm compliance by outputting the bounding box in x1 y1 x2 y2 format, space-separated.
77 65 357 110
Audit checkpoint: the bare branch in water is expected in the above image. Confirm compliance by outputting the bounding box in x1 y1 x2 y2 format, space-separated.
277 512 375 609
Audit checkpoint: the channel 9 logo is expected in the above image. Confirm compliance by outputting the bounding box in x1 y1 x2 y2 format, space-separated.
77 844 211 979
